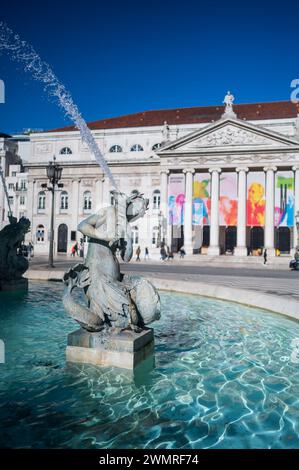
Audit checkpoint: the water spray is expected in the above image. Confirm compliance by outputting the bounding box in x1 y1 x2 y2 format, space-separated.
0 22 117 189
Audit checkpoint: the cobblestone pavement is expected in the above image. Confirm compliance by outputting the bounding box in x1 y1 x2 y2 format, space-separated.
28 255 299 302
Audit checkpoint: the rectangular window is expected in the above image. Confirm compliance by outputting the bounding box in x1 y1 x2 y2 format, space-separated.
20 180 27 190
20 196 25 206
71 231 76 241
12 172 16 177
8 196 14 205
8 183 14 190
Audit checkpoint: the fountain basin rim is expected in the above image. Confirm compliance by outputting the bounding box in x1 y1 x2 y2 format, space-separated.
24 270 299 324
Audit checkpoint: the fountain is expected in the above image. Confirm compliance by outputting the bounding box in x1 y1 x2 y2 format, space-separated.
0 214 30 291
0 23 161 369
0 167 30 291
63 191 161 369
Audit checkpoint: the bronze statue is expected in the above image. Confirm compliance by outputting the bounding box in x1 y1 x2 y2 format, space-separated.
0 215 31 284
63 191 161 333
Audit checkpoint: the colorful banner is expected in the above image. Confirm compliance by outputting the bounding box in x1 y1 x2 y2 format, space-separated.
246 172 265 226
168 174 185 225
219 173 237 226
192 173 211 225
274 171 294 227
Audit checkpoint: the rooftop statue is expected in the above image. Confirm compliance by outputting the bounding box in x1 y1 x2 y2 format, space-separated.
162 121 170 142
63 191 161 333
0 215 31 284
222 91 237 118
223 91 234 109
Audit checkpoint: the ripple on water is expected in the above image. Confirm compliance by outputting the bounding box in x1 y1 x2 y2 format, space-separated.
0 282 299 449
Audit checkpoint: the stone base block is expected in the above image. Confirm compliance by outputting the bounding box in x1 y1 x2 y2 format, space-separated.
207 246 220 256
66 327 154 369
0 278 28 292
234 246 248 257
264 248 276 257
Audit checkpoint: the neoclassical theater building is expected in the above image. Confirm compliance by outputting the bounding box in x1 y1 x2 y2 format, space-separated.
24 95 299 258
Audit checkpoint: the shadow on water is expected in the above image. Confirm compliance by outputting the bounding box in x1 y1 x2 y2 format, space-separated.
65 354 156 389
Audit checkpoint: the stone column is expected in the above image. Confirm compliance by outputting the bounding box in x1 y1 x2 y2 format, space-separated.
160 169 170 247
102 177 110 207
292 166 299 249
26 179 35 242
234 167 248 256
71 179 79 233
183 168 195 254
207 168 221 256
264 166 277 256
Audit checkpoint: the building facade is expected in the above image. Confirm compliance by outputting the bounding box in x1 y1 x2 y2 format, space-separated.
0 133 25 228
21 97 299 258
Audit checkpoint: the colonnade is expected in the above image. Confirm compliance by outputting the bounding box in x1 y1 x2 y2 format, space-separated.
160 166 299 256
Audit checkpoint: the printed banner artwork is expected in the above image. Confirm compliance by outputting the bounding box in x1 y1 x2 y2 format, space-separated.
192 173 211 225
274 171 294 227
168 174 185 225
219 173 237 226
246 172 265 226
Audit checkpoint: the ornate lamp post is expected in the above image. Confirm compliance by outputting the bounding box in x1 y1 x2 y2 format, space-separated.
42 156 63 268
296 211 299 250
157 210 163 247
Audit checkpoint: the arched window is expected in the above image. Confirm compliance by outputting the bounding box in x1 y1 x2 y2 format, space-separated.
36 224 45 243
60 147 72 155
153 189 161 209
109 145 122 153
152 143 161 151
152 226 159 245
60 191 69 210
130 144 144 152
132 226 139 244
38 191 46 210
83 191 92 211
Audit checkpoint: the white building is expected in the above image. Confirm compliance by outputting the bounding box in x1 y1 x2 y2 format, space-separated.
22 96 299 258
5 164 28 221
0 133 25 228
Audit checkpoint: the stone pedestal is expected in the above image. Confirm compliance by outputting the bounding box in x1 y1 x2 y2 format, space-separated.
66 327 154 370
234 246 248 257
0 278 28 291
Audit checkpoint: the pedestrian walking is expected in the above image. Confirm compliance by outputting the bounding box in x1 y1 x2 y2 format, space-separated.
71 242 78 257
263 248 267 265
144 247 149 260
27 241 34 259
136 246 141 261
179 247 186 259
160 246 167 261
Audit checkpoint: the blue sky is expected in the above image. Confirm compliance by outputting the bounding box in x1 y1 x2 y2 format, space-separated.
0 0 298 133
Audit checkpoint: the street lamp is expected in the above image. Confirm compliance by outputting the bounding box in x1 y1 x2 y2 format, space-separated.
296 211 299 250
157 210 164 248
43 156 63 268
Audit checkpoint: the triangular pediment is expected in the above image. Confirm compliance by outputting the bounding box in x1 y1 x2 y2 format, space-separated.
158 118 299 154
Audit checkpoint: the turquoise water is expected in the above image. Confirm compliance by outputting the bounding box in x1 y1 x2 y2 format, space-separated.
0 282 299 449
